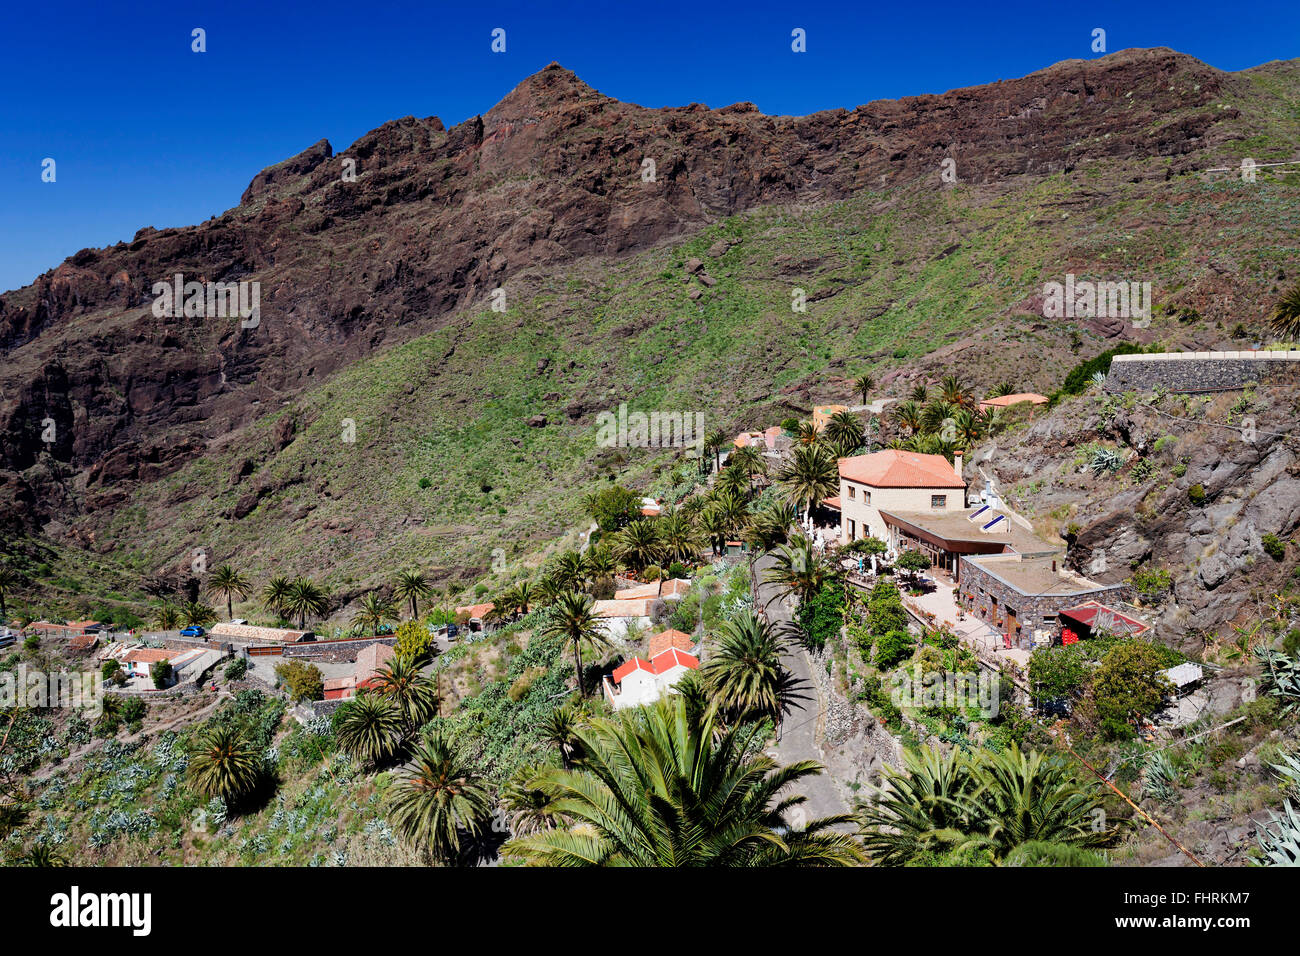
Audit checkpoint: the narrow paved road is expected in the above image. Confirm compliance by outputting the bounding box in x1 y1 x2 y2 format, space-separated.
753 552 850 822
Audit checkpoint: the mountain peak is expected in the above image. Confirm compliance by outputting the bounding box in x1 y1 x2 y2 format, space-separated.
487 62 604 120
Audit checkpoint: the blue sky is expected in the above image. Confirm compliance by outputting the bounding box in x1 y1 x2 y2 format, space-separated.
1 0 1297 294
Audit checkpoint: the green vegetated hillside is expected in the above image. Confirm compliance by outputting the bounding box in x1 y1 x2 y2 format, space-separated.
61 159 1299 622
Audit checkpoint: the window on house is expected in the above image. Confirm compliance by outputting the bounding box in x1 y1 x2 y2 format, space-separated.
848 485 855 499
931 494 946 508
864 490 871 505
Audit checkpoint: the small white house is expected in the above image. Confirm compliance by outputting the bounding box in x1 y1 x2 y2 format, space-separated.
603 646 699 711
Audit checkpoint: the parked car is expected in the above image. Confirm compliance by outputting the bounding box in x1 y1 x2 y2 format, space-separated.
180 625 206 637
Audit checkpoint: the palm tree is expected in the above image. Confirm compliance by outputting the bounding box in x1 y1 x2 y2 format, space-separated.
503 696 860 866
920 399 959 437
352 591 397 636
776 442 839 521
986 380 1016 399
858 744 1112 865
180 601 217 628
938 373 973 408
540 591 611 697
153 601 182 631
500 764 562 837
583 545 616 580
262 575 292 619
551 551 589 591
205 564 251 621
794 420 821 446
335 692 402 768
187 724 263 804
764 534 826 606
857 746 983 866
727 444 767 495
0 562 21 620
711 487 752 543
702 610 807 727
968 744 1113 858
494 583 523 621
746 501 797 551
386 729 493 865
950 407 985 450
610 519 665 581
698 501 729 557
533 573 566 609
825 409 865 455
1269 281 1300 342
284 578 330 630
658 509 702 567
706 428 730 472
393 570 434 620
514 580 534 616
716 460 752 499
541 702 583 769
892 399 923 436
854 374 874 406
908 382 929 404
371 654 439 738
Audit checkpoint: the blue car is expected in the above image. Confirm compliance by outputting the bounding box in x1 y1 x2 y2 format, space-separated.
180 625 206 637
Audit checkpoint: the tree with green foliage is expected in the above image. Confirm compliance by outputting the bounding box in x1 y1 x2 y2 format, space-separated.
261 575 292 619
394 570 435 620
765 534 826 607
503 696 860 866
1076 642 1173 739
370 654 439 738
611 519 666 582
180 601 217 628
854 374 874 406
386 729 493 865
187 724 263 805
393 619 434 665
776 442 839 520
825 410 865 456
895 549 932 587
206 565 251 621
352 591 397 636
796 578 845 651
273 659 324 702
875 630 915 669
1028 646 1089 706
539 591 611 697
284 578 330 629
1269 281 1300 342
151 659 173 689
703 609 806 727
584 484 643 532
866 579 909 638
335 692 402 768
0 562 21 620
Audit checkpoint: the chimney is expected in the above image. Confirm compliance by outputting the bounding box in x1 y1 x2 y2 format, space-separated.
953 451 963 479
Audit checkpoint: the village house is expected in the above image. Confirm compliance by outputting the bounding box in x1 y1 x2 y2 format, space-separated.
812 404 848 432
323 642 396 700
834 449 968 545
603 645 700 710
454 603 494 632
115 646 208 686
977 392 1049 414
30 620 105 639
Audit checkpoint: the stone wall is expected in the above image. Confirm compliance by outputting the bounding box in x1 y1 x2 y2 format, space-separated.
805 646 903 790
1104 351 1300 394
959 555 1129 642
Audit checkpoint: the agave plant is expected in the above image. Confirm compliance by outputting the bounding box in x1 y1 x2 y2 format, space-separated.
1254 646 1300 716
1142 749 1178 802
1087 446 1125 476
1256 799 1300 865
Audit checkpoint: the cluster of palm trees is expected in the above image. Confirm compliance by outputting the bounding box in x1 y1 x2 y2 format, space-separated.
334 653 440 768
151 565 443 636
885 374 1009 458
857 743 1115 865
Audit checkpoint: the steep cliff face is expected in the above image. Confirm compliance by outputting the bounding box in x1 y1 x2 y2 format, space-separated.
974 383 1300 653
0 49 1295 608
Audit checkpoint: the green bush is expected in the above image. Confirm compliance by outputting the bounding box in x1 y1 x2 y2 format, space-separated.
1029 645 1090 702
1188 483 1207 506
1262 533 1287 561
274 660 324 702
151 659 172 689
1130 566 1174 602
223 656 248 681
797 580 845 651
875 629 916 669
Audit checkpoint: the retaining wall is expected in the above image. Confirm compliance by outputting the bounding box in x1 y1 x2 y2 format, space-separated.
1104 350 1300 393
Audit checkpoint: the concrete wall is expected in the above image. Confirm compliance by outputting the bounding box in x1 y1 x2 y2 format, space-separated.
1105 351 1300 394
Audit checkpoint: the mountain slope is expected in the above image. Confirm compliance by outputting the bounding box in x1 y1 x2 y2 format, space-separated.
1 49 1299 622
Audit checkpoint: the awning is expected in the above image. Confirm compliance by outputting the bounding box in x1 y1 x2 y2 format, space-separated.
1059 601 1149 636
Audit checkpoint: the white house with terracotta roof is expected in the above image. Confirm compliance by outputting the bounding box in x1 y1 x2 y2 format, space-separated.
836 449 967 545
603 646 700 710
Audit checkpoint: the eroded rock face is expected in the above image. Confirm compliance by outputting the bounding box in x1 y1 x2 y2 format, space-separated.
0 51 1249 534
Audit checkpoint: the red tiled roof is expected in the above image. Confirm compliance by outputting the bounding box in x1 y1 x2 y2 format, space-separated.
979 393 1048 409
612 657 654 683
838 450 965 489
823 496 841 509
456 603 494 619
651 647 699 674
648 628 695 658
1060 602 1149 636
122 648 175 664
